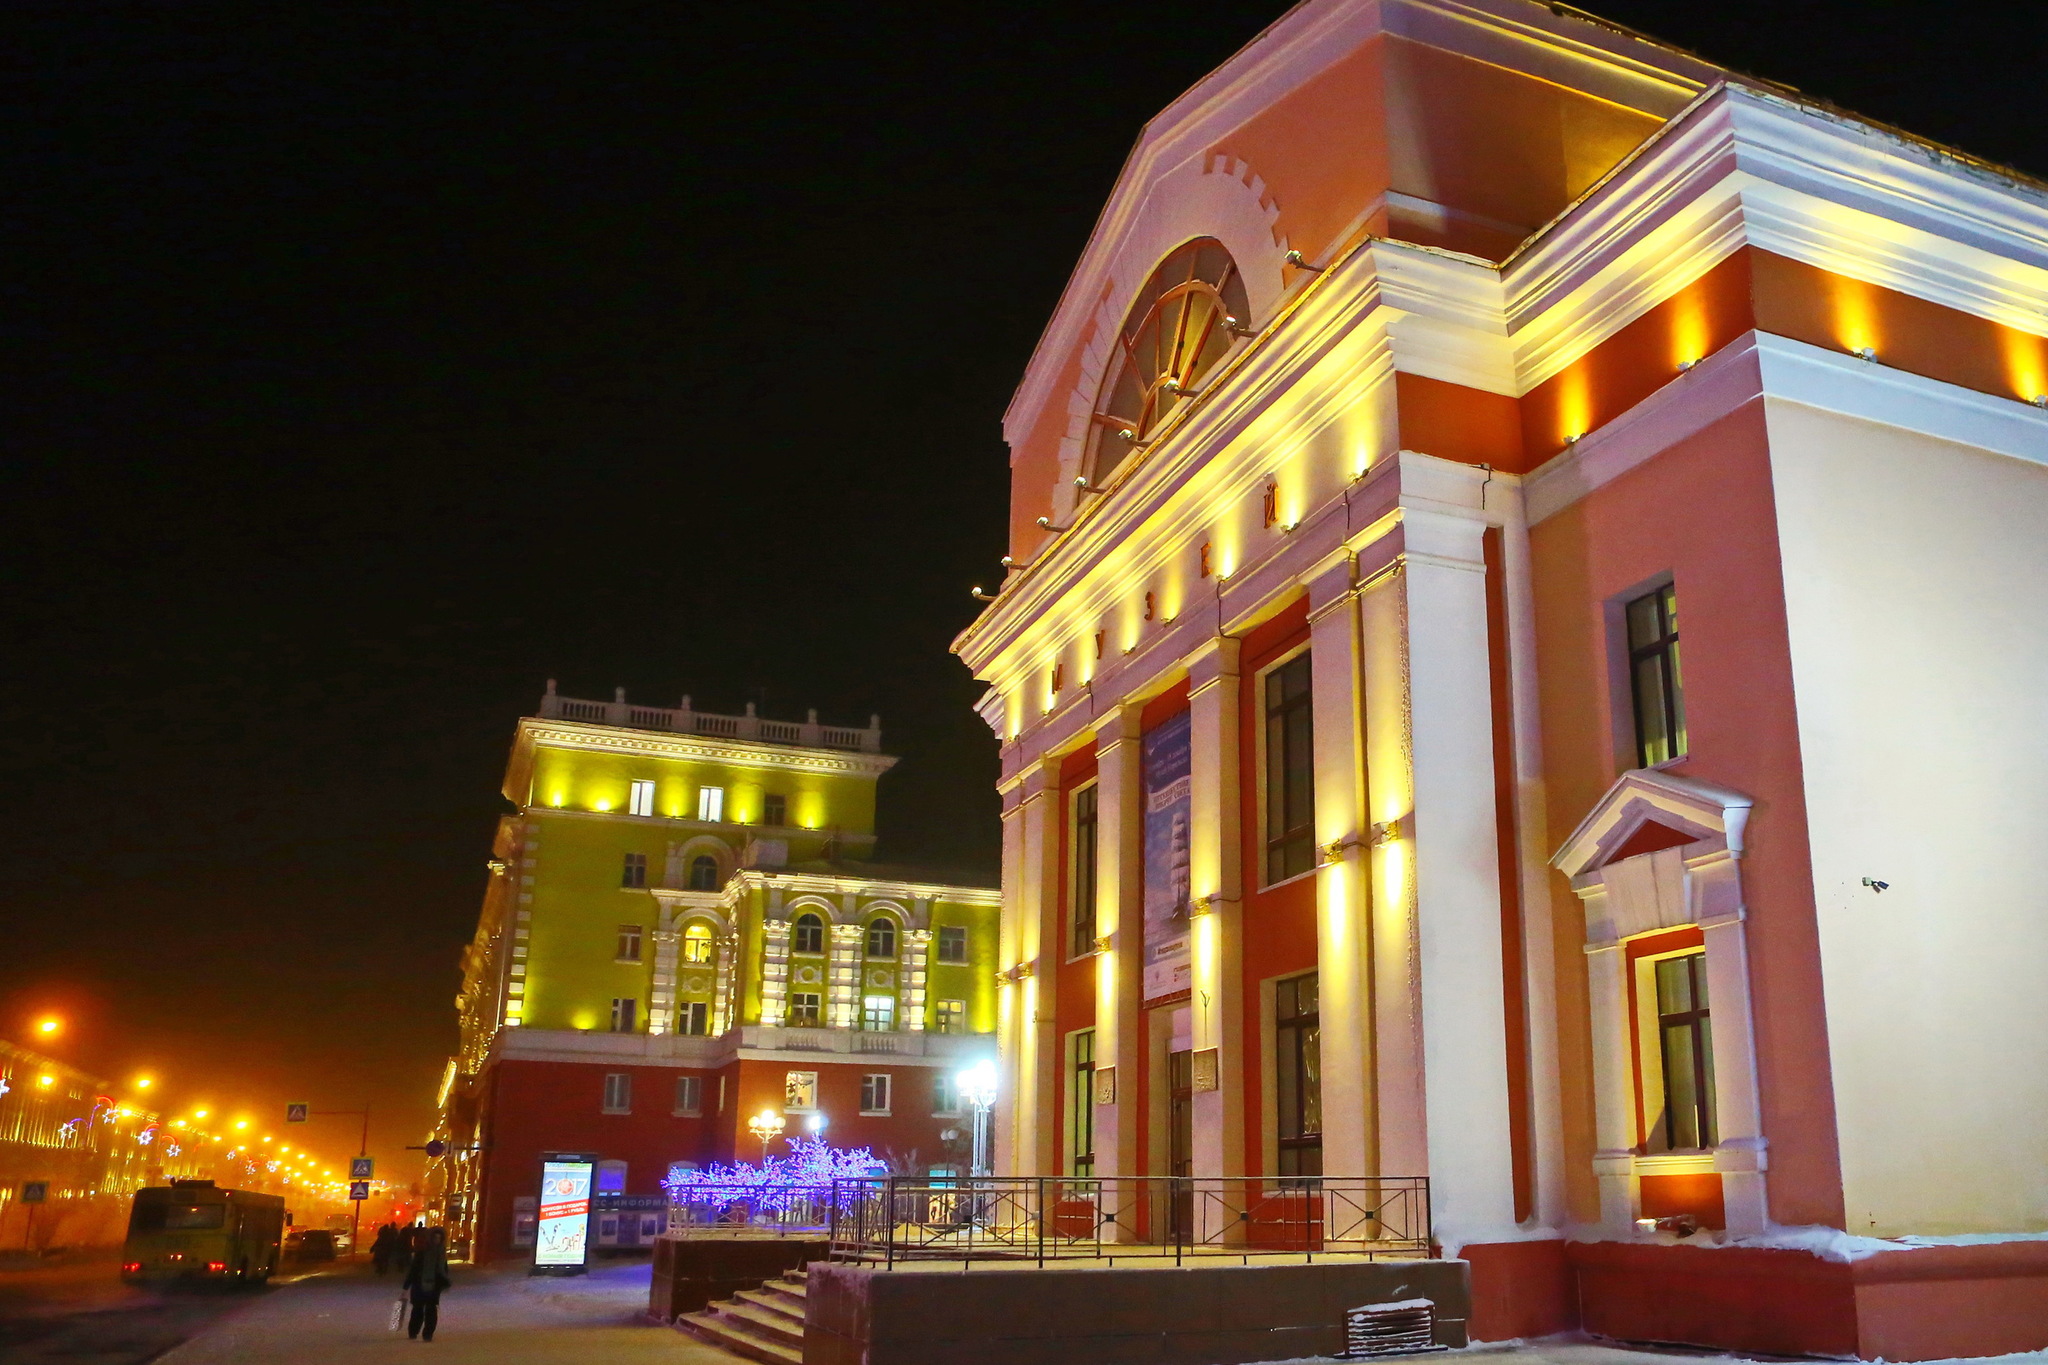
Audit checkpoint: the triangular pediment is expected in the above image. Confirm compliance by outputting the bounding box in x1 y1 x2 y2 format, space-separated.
1552 769 1754 879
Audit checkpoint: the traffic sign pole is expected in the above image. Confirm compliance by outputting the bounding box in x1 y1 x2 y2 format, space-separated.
296 1103 372 1257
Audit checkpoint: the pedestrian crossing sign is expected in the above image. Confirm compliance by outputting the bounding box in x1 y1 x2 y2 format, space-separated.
350 1181 370 1201
286 1102 309 1123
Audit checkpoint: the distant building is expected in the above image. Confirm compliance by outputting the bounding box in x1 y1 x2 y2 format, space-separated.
952 0 2048 1358
435 684 998 1263
0 1041 160 1250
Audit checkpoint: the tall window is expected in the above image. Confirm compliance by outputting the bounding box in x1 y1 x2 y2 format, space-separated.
1651 953 1717 1151
932 1073 960 1115
1087 238 1249 485
688 855 719 891
674 1076 702 1116
792 913 825 955
763 794 787 826
1627 583 1686 767
1070 784 1099 957
865 919 897 958
933 999 965 1034
682 922 714 964
936 925 967 963
1275 973 1322 1179
628 779 656 817
861 995 896 1032
788 992 822 1027
1070 1030 1095 1178
615 925 643 962
1265 652 1316 884
621 853 647 888
860 1073 892 1114
677 1001 708 1036
696 786 725 822
610 997 638 1032
602 1073 632 1114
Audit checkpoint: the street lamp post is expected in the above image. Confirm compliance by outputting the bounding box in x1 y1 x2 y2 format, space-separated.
957 1061 998 1178
747 1110 786 1163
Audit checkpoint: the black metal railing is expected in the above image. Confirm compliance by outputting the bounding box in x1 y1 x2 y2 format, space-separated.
665 1183 841 1238
825 1175 1429 1268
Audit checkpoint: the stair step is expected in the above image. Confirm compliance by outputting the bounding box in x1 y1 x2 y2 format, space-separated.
676 1310 802 1365
710 1299 805 1347
733 1287 805 1324
751 1280 808 1313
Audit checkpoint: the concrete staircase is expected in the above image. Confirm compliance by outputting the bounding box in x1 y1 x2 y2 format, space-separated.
674 1267 808 1365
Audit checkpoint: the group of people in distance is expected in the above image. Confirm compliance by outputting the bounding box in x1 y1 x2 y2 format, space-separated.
371 1222 452 1342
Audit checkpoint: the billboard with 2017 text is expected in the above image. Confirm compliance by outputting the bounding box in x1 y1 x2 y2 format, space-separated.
534 1158 592 1268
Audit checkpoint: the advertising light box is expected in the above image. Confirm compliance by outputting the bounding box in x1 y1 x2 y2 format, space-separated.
534 1156 593 1269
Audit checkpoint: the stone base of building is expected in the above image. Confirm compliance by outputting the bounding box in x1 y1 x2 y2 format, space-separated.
804 1259 1470 1365
1567 1238 2048 1361
648 1234 830 1320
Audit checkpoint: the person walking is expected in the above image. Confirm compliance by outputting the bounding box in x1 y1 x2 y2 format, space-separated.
371 1223 398 1276
401 1227 451 1342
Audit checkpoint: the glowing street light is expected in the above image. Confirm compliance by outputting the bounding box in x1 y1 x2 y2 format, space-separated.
957 1061 999 1177
35 1018 60 1037
747 1110 786 1162
134 1076 154 1090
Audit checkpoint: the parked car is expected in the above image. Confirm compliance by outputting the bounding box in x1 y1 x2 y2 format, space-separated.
287 1229 336 1262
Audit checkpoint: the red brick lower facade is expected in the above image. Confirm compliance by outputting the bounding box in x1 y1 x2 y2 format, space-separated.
462 1053 977 1265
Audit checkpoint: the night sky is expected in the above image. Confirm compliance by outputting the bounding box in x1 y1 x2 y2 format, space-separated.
5 1 2042 1183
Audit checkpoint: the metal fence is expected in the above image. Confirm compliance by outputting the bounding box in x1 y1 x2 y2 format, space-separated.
825 1176 1430 1268
665 1183 842 1238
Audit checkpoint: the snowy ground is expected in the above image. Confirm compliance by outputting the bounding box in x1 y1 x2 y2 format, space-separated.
155 1257 732 1365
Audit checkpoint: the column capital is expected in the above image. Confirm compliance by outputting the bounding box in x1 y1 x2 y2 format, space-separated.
1092 701 1143 751
1186 634 1242 695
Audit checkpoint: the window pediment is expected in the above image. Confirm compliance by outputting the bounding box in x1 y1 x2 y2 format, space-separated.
1554 769 1754 947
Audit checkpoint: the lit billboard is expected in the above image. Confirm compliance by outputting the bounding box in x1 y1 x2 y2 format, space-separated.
534 1156 593 1268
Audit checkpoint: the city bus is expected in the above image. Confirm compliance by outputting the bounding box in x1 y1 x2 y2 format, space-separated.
121 1179 286 1285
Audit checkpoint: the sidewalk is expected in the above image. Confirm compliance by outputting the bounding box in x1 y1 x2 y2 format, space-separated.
158 1259 734 1365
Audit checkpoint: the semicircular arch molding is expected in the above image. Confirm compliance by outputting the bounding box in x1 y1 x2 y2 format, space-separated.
1052 157 1292 517
783 895 845 924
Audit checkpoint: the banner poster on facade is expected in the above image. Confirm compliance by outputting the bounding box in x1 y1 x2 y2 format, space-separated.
1142 709 1194 1002
534 1157 593 1268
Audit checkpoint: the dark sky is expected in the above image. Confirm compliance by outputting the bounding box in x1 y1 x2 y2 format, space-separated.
4 1 2041 1181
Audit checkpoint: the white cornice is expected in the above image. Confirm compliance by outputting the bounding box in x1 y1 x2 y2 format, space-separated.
1524 330 2048 525
515 718 899 778
729 869 1001 907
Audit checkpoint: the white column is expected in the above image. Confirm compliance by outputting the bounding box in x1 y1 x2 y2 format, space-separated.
1090 705 1144 1194
758 918 791 1029
1582 905 1642 1230
828 924 863 1030
649 904 680 1036
1188 637 1244 1179
1401 506 1517 1245
1308 553 1374 1180
1694 845 1769 1236
712 928 738 1037
902 928 932 1031
1017 760 1062 1177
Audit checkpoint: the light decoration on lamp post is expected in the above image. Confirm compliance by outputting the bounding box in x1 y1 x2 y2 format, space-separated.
958 1061 998 1178
747 1110 786 1163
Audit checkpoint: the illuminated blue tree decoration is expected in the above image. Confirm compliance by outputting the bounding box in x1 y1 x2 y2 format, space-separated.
661 1137 884 1216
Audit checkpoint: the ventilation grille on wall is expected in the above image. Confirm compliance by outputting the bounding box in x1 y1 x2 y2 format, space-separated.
1343 1298 1445 1357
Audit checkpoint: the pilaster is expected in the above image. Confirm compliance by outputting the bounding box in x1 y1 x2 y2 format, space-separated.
902 927 933 1032
1187 637 1244 1179
828 924 864 1030
1307 553 1374 1181
1089 704 1144 1192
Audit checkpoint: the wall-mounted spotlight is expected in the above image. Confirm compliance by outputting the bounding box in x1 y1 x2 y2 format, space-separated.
1678 358 1701 373
1854 346 1877 362
1861 877 1889 893
1036 515 1070 532
1224 314 1257 338
2032 395 2047 408
969 587 996 602
1000 555 1031 570
1284 249 1325 273
1073 476 1107 497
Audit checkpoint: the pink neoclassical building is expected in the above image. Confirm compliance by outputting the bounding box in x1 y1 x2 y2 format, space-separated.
951 0 2048 1358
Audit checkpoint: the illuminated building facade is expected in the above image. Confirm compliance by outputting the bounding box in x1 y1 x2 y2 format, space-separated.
0 1041 162 1250
952 0 2048 1358
438 685 998 1263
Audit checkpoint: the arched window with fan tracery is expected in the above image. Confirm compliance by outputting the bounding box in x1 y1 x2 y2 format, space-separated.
1087 238 1249 485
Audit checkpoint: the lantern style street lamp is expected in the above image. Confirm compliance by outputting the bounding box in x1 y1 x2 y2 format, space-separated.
747 1110 786 1162
957 1061 998 1177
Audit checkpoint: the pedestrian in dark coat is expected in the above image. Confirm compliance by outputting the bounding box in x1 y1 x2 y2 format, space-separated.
371 1223 399 1275
402 1227 451 1342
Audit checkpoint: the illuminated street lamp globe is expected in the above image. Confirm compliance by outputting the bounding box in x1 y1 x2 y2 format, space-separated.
747 1110 786 1162
957 1061 998 1177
